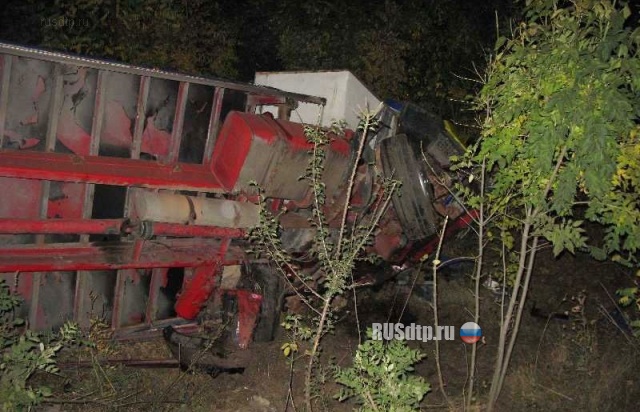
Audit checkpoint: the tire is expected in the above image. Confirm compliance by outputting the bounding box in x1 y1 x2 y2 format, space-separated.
380 134 439 241
244 263 286 342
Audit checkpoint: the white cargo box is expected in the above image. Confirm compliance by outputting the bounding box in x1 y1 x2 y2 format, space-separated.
254 71 380 130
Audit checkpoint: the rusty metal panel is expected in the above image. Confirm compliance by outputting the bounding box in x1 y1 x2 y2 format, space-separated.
113 269 151 328
30 65 65 329
73 270 116 329
31 271 77 330
0 218 123 234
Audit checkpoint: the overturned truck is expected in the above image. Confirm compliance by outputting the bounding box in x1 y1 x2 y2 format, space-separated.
0 43 473 355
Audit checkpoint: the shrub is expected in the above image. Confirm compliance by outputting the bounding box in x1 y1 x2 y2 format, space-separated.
334 328 430 412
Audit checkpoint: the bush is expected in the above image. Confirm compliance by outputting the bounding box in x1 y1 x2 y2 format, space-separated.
334 328 430 411
0 280 82 410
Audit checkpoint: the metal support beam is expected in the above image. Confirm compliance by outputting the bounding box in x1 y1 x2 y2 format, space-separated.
203 87 225 164
0 218 124 234
168 82 189 163
0 218 246 238
0 54 12 148
0 150 225 192
0 239 246 272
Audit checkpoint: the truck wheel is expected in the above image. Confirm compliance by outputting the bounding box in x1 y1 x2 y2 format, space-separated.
380 134 439 241
245 263 286 342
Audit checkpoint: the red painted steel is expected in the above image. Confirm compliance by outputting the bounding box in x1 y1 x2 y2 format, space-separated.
0 239 244 272
174 238 233 319
211 112 352 189
174 264 220 319
0 150 225 192
227 289 262 349
210 111 278 190
210 111 352 201
0 218 124 234
0 218 246 238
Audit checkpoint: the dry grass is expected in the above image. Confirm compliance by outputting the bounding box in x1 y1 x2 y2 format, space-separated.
25 249 640 412
498 321 640 412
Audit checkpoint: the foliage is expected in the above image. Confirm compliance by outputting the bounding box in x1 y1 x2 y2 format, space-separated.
0 282 22 351
1 0 517 122
450 0 640 408
617 273 640 337
475 0 640 262
334 328 430 412
30 0 239 77
0 280 83 410
280 314 314 357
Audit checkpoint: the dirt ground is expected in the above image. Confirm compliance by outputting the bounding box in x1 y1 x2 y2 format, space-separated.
33 237 640 412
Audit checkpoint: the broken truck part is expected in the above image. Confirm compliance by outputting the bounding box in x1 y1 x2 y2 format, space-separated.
0 43 472 360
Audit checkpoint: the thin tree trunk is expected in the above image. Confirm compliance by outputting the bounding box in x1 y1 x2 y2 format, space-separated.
487 212 533 410
466 157 485 410
433 217 450 406
305 297 332 412
496 235 539 395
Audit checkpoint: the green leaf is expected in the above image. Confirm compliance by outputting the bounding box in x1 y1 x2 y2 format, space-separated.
589 246 608 261
495 36 507 50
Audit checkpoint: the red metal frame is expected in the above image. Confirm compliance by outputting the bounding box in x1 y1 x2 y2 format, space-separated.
0 150 225 192
0 42 331 341
228 289 262 349
0 238 246 272
173 238 233 319
174 264 220 319
0 218 124 234
0 218 246 238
